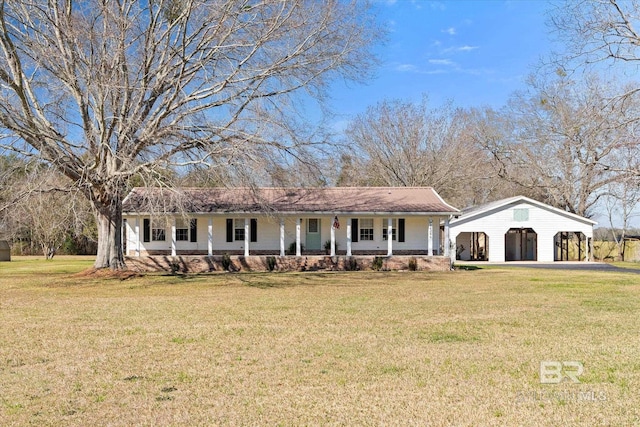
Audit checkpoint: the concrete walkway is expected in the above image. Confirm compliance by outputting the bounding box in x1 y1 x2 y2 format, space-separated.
454 260 640 274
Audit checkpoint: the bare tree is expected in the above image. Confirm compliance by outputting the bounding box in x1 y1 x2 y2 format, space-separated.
549 0 640 176
470 74 637 217
341 96 497 207
6 166 93 258
0 0 378 269
602 145 640 260
551 0 640 70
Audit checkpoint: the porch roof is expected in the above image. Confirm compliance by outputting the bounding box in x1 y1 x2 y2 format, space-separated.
122 187 460 216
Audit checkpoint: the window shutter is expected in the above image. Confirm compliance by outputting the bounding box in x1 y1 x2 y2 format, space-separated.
143 218 150 242
250 218 257 242
226 219 233 242
190 219 197 242
351 218 358 242
398 218 405 242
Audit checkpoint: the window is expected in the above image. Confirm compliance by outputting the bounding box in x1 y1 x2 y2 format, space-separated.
234 218 245 241
359 218 374 241
382 219 397 241
513 208 529 222
308 218 319 233
151 219 165 241
175 219 189 241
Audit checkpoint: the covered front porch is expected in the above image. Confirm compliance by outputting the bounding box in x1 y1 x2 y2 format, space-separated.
123 214 453 258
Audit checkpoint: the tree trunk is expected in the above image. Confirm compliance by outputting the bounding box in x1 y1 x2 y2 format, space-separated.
93 194 126 270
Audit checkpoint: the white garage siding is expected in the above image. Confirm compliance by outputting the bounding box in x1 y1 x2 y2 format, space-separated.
450 197 596 262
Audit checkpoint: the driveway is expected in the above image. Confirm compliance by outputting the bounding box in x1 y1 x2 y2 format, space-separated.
454 261 640 274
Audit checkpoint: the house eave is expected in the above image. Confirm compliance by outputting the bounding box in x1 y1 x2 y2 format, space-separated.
123 210 460 217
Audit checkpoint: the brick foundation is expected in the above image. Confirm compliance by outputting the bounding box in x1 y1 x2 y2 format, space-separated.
125 255 451 273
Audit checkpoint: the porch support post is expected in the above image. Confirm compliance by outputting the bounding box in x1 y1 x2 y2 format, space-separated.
280 219 285 257
428 218 433 256
135 216 140 257
578 233 582 261
296 218 301 257
244 217 250 257
346 218 352 256
171 218 177 257
387 217 393 256
330 221 336 256
444 217 451 258
207 217 213 256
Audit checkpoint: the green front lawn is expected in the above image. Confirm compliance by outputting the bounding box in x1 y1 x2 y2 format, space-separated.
1 257 638 425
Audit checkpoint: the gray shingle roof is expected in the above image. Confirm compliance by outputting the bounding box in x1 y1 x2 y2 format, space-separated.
122 187 460 215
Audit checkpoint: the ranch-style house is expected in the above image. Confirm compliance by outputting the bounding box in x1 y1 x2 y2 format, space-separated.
121 187 460 259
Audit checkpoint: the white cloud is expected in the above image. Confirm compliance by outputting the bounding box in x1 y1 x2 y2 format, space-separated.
443 27 456 35
429 59 455 66
428 2 446 11
395 64 418 72
441 45 480 54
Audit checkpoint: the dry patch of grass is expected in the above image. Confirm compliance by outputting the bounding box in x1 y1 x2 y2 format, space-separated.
1 257 639 425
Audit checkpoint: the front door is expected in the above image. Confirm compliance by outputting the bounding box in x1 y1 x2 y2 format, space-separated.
306 218 321 251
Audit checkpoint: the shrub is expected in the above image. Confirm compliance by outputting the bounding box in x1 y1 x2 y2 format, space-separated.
408 257 418 271
266 256 277 272
345 257 359 271
372 256 384 271
323 240 339 254
287 242 303 255
221 253 232 271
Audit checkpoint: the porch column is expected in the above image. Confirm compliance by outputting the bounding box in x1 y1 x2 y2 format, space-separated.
330 219 336 256
346 218 352 256
207 217 213 256
296 218 301 257
444 217 451 258
171 218 177 257
135 216 140 257
244 217 250 257
428 218 433 256
387 217 393 256
280 219 285 257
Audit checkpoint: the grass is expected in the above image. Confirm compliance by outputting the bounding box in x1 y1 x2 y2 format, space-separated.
1 256 640 425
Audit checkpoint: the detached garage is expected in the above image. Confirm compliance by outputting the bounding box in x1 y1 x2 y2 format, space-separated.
450 196 596 262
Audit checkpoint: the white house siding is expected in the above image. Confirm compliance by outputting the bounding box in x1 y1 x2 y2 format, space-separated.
124 214 449 256
450 200 594 262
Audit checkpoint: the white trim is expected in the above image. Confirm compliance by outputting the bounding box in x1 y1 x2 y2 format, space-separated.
387 217 393 256
207 218 213 256
330 223 336 256
453 196 597 226
171 218 176 257
280 219 285 257
135 217 140 257
346 218 352 256
244 218 250 257
428 218 433 256
296 218 301 257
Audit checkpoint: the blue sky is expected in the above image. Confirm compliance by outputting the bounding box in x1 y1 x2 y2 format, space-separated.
329 0 553 119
